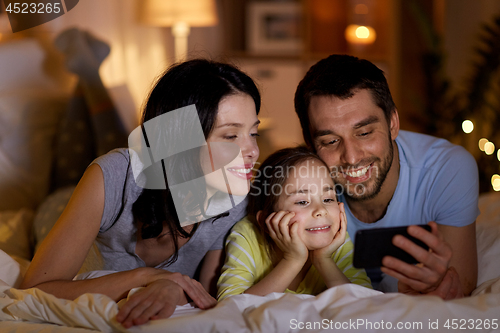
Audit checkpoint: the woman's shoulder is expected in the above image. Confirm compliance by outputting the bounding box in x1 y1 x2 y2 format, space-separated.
90 148 136 190
92 148 130 169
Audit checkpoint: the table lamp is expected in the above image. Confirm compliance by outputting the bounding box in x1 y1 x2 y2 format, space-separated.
139 0 218 62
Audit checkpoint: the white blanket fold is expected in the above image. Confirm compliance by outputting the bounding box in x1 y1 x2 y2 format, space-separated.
1 281 500 333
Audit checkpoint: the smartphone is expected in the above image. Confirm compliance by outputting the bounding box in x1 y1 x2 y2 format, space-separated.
353 225 432 269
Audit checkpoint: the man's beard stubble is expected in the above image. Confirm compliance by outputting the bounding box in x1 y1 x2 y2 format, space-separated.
339 135 394 202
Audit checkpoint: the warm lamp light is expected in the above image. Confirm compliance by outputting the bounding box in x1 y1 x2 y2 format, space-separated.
345 24 376 45
345 0 376 47
139 0 218 62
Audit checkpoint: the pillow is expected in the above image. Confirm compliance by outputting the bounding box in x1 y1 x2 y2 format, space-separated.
0 209 35 260
0 90 67 211
33 186 75 253
0 250 30 288
0 38 73 93
0 38 72 211
476 192 500 287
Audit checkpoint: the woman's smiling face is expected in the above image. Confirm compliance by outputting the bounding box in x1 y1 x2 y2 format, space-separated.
275 159 341 250
201 93 260 198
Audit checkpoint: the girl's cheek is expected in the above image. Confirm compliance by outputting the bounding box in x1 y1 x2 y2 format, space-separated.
288 213 302 226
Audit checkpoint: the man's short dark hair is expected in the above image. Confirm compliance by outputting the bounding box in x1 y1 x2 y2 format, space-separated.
294 54 396 148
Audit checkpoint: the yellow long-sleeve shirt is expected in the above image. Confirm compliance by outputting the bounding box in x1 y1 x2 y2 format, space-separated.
217 217 372 300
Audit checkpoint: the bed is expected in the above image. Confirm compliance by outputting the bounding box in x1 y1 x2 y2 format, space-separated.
1 38 500 333
1 191 500 333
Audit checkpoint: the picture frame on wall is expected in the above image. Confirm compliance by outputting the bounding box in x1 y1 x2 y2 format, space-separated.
246 2 303 55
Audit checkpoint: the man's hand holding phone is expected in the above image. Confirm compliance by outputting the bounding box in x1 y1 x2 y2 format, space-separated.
379 221 463 299
353 222 463 299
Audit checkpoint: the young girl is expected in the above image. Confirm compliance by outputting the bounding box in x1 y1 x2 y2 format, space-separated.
218 147 371 299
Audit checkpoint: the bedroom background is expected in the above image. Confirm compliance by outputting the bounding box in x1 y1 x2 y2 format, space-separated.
1 0 500 207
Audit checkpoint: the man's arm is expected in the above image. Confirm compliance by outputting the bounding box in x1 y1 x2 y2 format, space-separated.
438 222 477 295
386 144 479 298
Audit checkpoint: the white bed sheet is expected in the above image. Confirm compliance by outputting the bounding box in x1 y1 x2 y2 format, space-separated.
1 192 499 332
1 280 500 333
0 322 94 333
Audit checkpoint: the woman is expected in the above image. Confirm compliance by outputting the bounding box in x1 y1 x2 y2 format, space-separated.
21 59 261 328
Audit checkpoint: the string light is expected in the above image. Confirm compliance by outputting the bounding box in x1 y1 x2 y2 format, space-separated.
463 120 499 191
479 138 488 151
462 120 474 133
492 174 500 191
485 142 495 155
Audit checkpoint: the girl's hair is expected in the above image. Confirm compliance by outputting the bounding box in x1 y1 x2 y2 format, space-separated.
133 59 260 265
248 146 330 259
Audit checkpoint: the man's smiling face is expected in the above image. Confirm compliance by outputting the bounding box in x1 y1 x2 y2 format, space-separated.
307 89 399 201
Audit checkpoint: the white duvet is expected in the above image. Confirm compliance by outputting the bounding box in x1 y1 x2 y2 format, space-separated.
1 192 500 332
1 279 500 333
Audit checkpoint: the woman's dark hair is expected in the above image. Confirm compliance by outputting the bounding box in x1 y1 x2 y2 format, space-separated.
294 54 396 149
248 146 330 259
133 59 260 265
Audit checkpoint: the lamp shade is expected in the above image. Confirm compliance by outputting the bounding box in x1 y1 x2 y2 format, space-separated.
140 0 218 27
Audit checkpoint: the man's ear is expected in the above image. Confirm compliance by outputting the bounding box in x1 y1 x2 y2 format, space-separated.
389 109 400 140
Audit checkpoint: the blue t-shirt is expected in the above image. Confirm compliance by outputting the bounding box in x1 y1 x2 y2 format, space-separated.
340 130 480 291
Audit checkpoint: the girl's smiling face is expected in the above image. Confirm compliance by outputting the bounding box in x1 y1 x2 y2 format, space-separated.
275 159 341 250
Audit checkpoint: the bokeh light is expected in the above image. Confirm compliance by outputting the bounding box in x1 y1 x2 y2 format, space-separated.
354 4 369 14
345 24 376 44
492 174 500 191
462 120 474 133
479 138 489 151
485 142 495 155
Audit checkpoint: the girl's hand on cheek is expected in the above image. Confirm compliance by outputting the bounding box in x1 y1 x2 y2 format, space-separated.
265 211 308 264
312 203 347 262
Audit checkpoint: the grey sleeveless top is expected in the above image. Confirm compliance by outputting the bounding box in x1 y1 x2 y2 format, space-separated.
80 148 247 278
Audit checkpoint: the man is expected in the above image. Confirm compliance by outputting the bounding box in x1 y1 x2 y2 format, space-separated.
294 54 479 298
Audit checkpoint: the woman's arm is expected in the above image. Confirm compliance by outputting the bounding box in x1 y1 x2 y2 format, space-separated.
21 164 215 327
21 165 211 301
198 249 224 297
20 164 125 298
21 164 162 300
